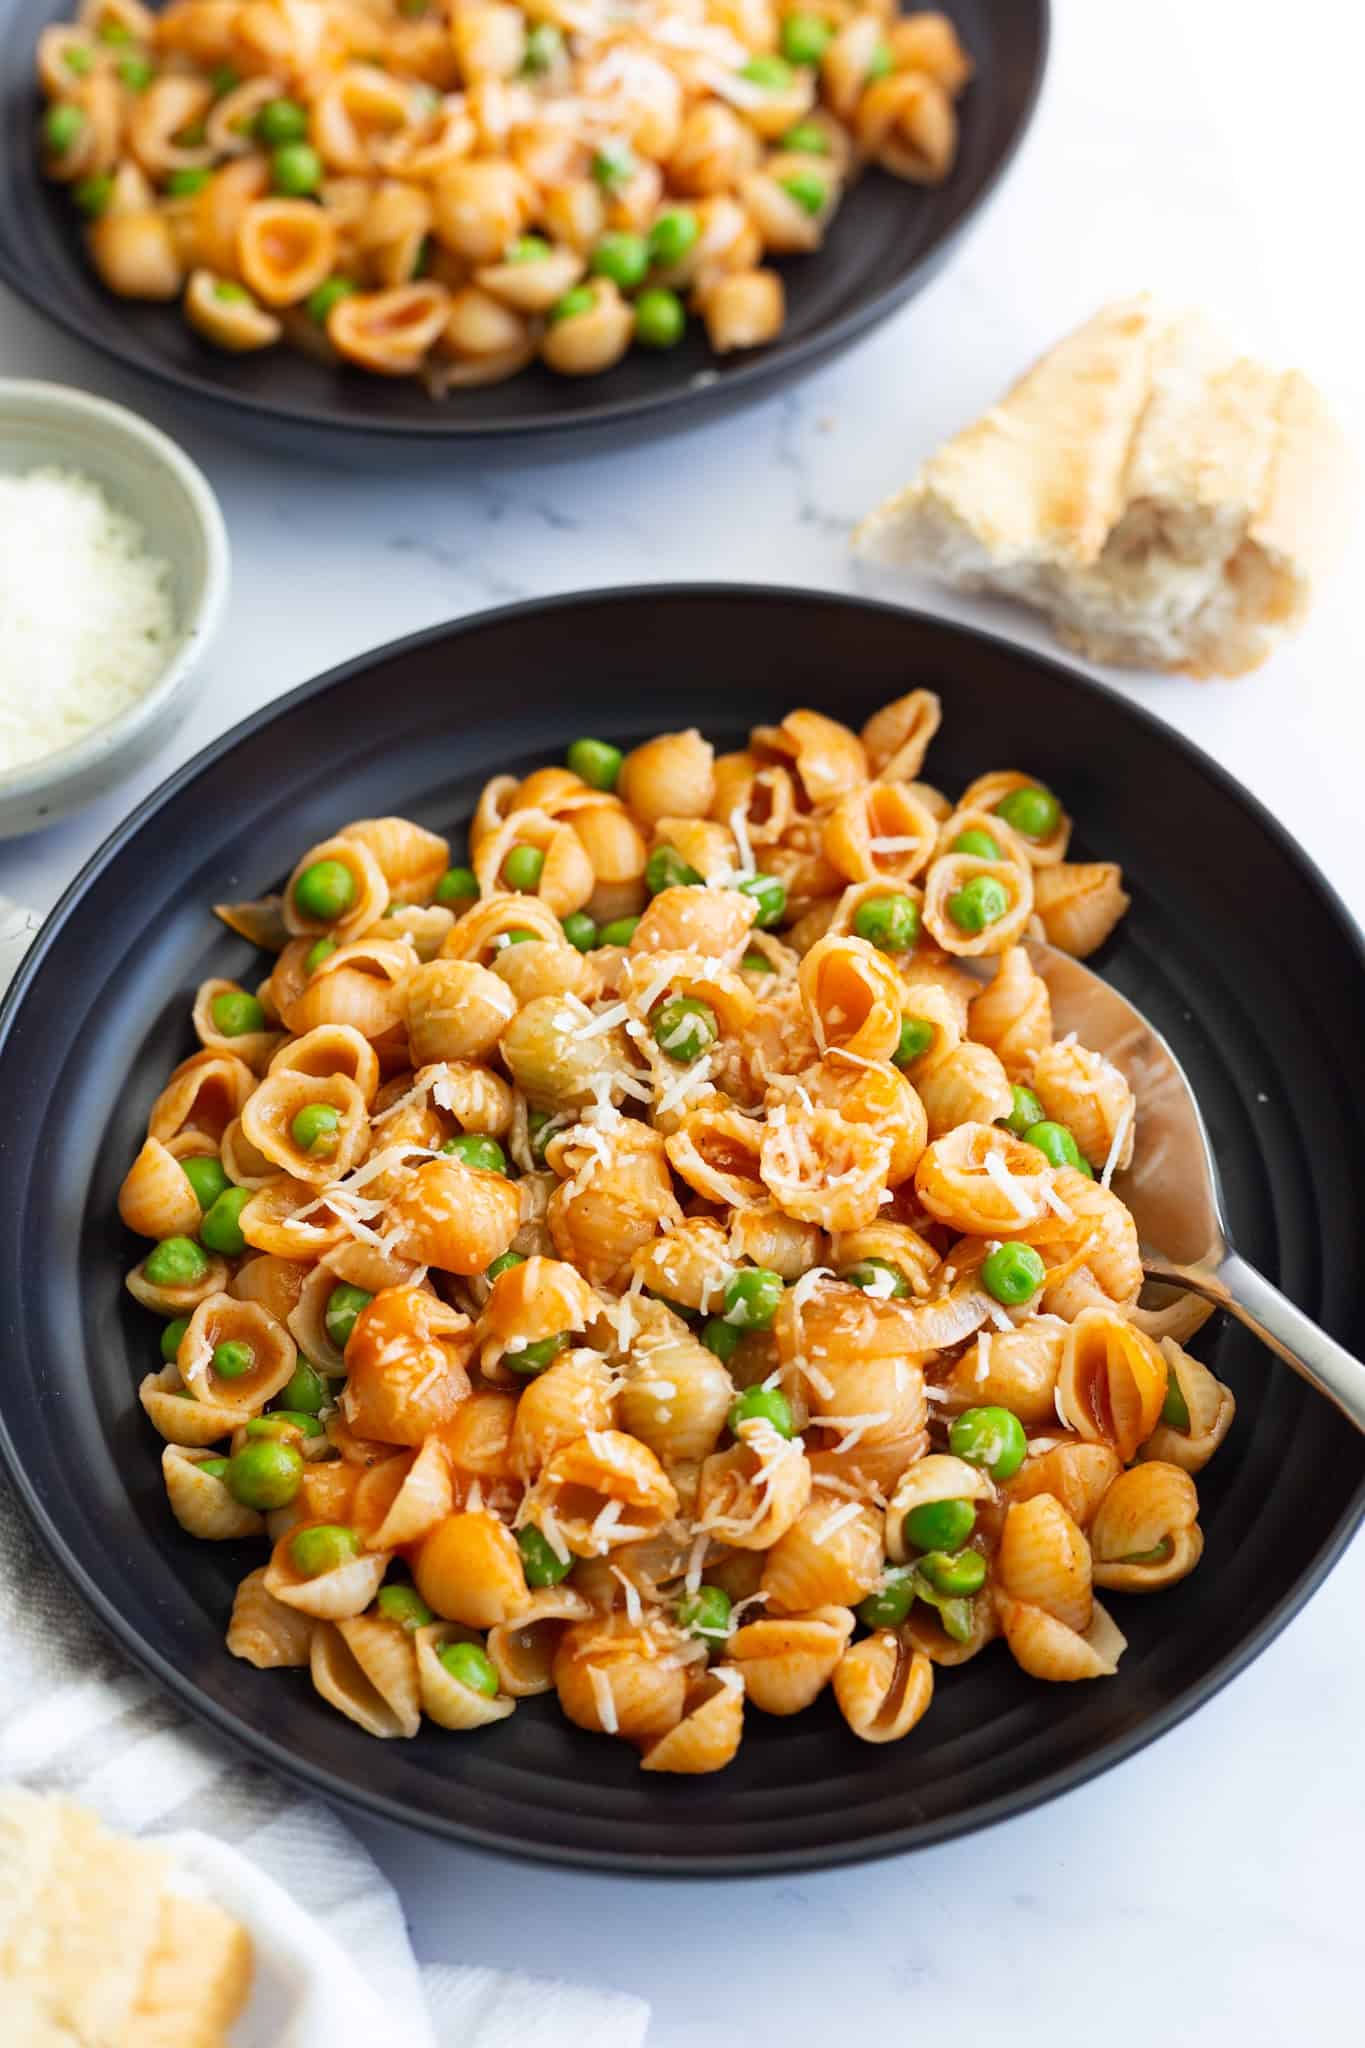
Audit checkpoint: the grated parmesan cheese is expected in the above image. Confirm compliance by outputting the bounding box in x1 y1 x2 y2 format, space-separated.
983 1148 1041 1221
588 1665 619 1734
1100 1100 1135 1189
0 467 175 771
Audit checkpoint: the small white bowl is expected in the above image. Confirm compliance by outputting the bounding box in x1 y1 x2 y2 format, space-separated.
0 379 229 838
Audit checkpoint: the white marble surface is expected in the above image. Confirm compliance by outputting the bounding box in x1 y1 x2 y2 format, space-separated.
2 0 1362 2039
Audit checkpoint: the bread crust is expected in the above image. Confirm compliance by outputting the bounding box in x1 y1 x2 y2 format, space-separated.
853 297 1352 677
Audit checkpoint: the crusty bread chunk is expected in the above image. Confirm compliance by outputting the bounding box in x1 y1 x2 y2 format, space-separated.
0 1790 251 2048
853 296 1351 677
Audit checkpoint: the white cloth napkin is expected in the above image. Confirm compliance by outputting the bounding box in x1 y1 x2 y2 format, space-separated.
0 899 649 2048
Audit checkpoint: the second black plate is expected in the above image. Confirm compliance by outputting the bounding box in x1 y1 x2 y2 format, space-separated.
0 0 1046 455
0 587 1361 1872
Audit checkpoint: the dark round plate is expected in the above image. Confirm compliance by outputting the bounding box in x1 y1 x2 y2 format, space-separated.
1 587 1362 1874
0 0 1046 456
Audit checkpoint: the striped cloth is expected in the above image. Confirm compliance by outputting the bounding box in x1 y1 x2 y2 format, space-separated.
0 903 649 2048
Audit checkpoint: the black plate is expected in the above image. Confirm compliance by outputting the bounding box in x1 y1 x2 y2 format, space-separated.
0 0 1045 457
1 587 1362 1874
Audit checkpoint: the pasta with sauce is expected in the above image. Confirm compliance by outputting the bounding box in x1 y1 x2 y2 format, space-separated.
122 691 1231 1769
36 0 973 389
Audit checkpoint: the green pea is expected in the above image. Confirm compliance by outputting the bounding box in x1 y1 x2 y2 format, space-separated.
398 0 428 14
527 1109 553 1159
44 103 86 154
561 911 598 952
852 893 919 953
1161 1370 1191 1431
728 1385 793 1437
212 279 249 302
737 872 787 928
1119 1540 1174 1566
903 1497 977 1553
866 38 893 78
951 828 1002 861
435 866 479 906
843 1256 910 1298
437 1639 499 1696
198 1457 230 1481
324 1282 371 1351
72 172 114 216
211 1339 254 1380
980 1241 1046 1308
740 949 775 974
780 170 828 216
181 1155 230 1212
291 1103 341 1157
226 1438 302 1510
856 1566 915 1630
651 994 718 1065
500 929 539 946
378 1584 435 1629
160 1316 190 1364
591 230 649 290
518 1524 572 1587
247 1409 324 1439
780 119 830 154
502 844 544 892
486 1250 526 1282
442 1132 508 1174
645 844 702 893
647 207 698 267
96 17 131 39
948 875 1009 933
1001 1083 1045 1137
210 64 240 95
722 1267 784 1331
293 859 356 922
949 1404 1028 1481
290 1524 361 1578
117 55 154 90
64 45 94 74
279 1358 328 1414
912 1573 974 1643
210 989 267 1037
918 1547 987 1596
780 11 832 64
1022 1119 1092 1175
549 283 595 324
566 737 622 790
634 287 685 349
701 1317 742 1364
306 275 356 323
894 1017 935 1065
505 234 550 264
996 785 1060 841
599 916 640 947
508 1332 568 1376
740 52 793 87
254 95 309 145
144 1236 209 1289
199 1185 252 1257
303 939 338 977
678 1584 732 1639
271 141 322 196
590 141 634 190
521 19 563 72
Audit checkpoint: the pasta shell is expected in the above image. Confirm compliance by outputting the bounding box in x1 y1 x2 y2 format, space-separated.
356 1436 454 1550
1057 1306 1167 1461
162 1444 262 1540
859 689 942 783
118 1137 203 1240
343 1287 472 1446
1139 1340 1235 1474
921 851 1034 958
508 1350 617 1481
997 1495 1092 1635
1032 863 1130 958
884 1455 996 1565
417 1623 517 1729
1032 1041 1135 1177
1004 1439 1122 1528
617 1316 734 1466
833 1634 933 1743
937 1317 1068 1425
728 1604 854 1714
526 1432 678 1558
966 946 1052 1080
553 1614 688 1743
311 1615 421 1738
148 1049 255 1146
695 1420 811 1549
487 1587 592 1698
1091 1462 1203 1592
997 1594 1126 1682
227 1567 314 1669
640 1667 745 1774
264 1528 390 1619
760 1499 883 1614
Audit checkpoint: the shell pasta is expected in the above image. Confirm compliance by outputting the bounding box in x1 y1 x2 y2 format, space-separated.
121 692 1231 1769
35 0 973 390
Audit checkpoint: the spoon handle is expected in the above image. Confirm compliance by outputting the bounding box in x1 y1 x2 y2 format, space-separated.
1145 1249 1365 1436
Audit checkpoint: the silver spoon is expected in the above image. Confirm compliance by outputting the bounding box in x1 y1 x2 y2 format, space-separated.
969 940 1365 1434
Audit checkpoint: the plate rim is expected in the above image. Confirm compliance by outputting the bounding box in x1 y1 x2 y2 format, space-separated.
0 1 1049 444
1 581 1362 1874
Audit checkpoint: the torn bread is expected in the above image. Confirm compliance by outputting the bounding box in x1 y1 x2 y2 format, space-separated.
0 1790 251 2048
853 296 1352 677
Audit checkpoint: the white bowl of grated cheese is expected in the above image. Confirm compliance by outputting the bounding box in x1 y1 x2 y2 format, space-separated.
0 380 229 838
